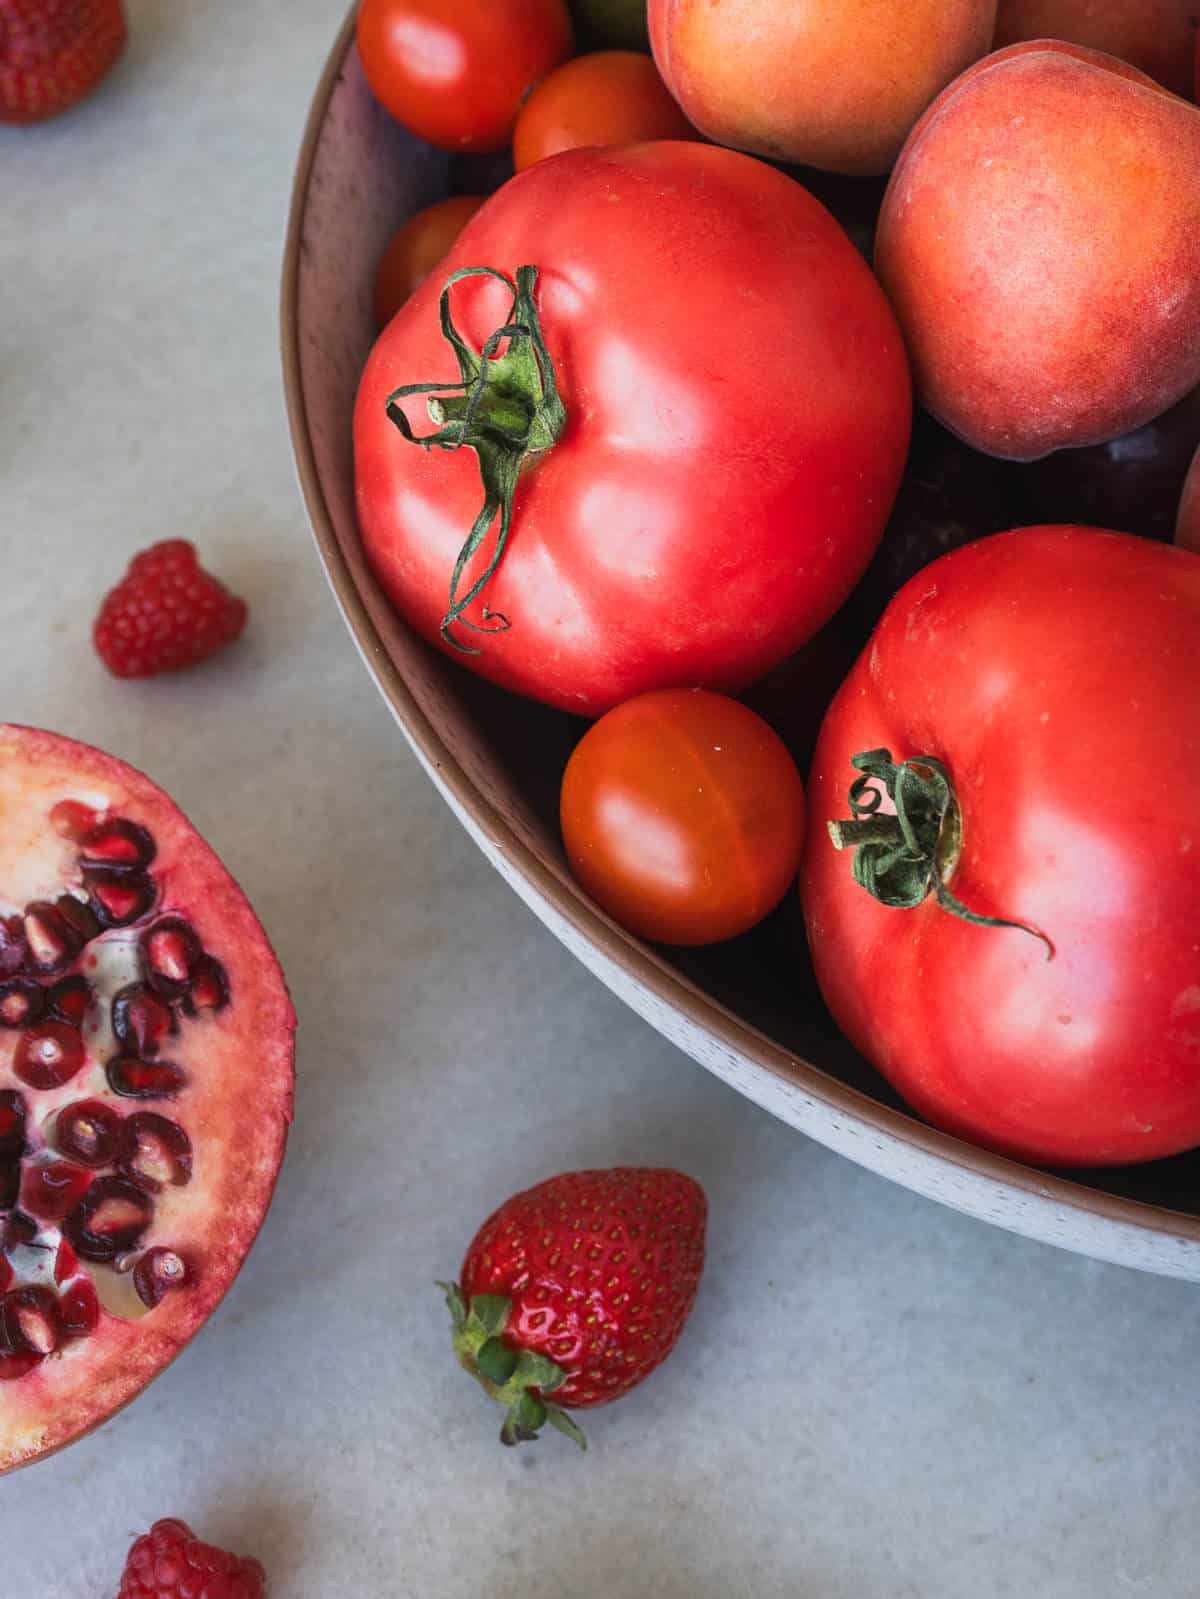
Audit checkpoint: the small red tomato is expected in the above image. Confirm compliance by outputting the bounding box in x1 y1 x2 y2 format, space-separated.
513 50 696 171
356 0 574 153
560 689 806 946
374 195 487 327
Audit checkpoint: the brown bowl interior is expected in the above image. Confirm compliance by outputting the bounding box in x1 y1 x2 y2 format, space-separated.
282 10 1200 1272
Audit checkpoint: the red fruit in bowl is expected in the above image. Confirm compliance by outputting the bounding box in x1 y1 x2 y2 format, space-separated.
0 0 127 124
356 142 911 716
117 1517 266 1599
876 41 1200 460
0 725 294 1473
445 1167 706 1448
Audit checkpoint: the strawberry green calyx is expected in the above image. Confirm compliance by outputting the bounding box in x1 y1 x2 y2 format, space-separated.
439 1282 587 1451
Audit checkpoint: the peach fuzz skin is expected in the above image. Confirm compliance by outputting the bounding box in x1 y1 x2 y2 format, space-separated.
875 41 1200 461
648 0 997 177
995 0 1198 100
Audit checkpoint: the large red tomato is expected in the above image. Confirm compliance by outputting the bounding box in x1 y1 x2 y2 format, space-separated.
801 527 1200 1168
354 142 911 716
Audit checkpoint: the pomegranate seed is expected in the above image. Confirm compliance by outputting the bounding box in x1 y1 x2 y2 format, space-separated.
53 1098 125 1167
0 1258 11 1293
141 917 202 996
85 869 156 929
13 1022 86 1091
0 1350 41 1380
0 979 44 1030
0 1091 28 1156
1 1285 61 1356
20 1161 93 1223
111 983 175 1058
134 1246 189 1308
0 1161 18 1211
54 893 103 946
54 1238 80 1284
23 902 83 974
50 799 101 840
64 1176 154 1262
78 817 156 870
107 1056 185 1099
0 915 27 976
182 954 230 1016
121 1114 192 1190
59 1277 100 1337
45 974 91 1026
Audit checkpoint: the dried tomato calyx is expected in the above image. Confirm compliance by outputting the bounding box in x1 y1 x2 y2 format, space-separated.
827 747 1053 958
439 1281 586 1452
384 264 567 655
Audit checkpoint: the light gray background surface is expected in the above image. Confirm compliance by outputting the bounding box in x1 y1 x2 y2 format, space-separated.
3 3 1198 1594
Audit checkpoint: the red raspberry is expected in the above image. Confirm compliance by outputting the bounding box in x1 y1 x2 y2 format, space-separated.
1 0 128 124
117 1518 267 1599
93 540 248 678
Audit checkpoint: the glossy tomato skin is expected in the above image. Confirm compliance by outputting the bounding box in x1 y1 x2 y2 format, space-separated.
356 0 574 154
355 142 912 715
801 526 1200 1168
513 51 697 171
374 196 487 327
561 689 806 945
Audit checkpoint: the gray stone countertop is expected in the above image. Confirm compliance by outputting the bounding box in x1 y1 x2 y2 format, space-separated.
3 2 1197 1594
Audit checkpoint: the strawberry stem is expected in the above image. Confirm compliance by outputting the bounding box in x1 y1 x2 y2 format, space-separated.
438 1281 587 1451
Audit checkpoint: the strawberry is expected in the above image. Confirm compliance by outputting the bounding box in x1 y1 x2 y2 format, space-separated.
444 1166 706 1449
0 0 127 124
93 539 248 678
117 1518 266 1599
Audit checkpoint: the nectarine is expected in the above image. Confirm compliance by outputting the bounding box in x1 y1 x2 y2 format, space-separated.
876 42 1200 459
648 0 997 176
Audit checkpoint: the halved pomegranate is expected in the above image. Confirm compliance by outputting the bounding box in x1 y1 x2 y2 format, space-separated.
0 726 295 1472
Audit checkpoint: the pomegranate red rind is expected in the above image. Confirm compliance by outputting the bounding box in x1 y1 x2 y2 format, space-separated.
0 725 295 1472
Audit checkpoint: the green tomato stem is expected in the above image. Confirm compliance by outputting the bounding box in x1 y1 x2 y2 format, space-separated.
385 265 566 654
828 748 1053 958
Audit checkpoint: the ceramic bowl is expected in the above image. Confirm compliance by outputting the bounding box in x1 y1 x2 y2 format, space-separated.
282 9 1200 1280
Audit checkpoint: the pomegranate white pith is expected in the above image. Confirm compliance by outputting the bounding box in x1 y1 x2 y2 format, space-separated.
0 726 295 1472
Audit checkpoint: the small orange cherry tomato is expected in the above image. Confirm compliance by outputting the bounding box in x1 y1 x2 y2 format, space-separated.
512 50 696 171
560 689 806 946
373 196 487 327
357 0 574 154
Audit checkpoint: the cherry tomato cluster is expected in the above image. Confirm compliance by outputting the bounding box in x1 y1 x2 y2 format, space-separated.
353 1 1200 1174
359 0 700 325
